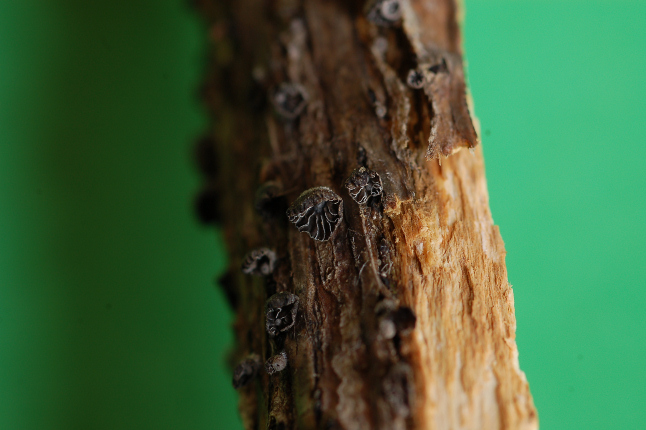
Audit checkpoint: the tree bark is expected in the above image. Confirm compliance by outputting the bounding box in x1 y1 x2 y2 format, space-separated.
196 0 538 429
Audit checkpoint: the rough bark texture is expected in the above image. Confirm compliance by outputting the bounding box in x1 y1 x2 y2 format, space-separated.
196 0 537 429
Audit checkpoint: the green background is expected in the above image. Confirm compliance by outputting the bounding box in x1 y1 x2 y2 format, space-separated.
0 0 643 429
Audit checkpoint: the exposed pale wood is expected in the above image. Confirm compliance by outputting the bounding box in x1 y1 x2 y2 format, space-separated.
197 0 537 429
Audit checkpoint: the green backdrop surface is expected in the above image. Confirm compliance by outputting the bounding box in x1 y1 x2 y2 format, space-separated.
0 1 644 429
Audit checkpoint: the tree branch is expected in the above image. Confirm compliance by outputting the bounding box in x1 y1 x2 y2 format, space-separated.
196 0 537 428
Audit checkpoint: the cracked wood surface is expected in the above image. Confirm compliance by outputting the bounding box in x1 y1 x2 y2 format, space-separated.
197 0 537 428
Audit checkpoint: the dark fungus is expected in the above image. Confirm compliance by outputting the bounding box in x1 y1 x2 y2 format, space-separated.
357 146 368 167
391 307 416 335
265 351 288 375
378 238 393 277
241 248 277 276
271 82 308 120
428 58 448 74
344 167 383 205
266 292 299 337
376 299 396 338
193 135 218 177
383 363 414 418
367 90 387 119
194 186 220 225
246 78 267 114
376 300 416 339
268 416 288 430
406 69 425 89
216 270 238 309
287 187 344 241
367 0 402 26
379 316 397 340
254 181 287 219
264 277 278 296
232 354 261 389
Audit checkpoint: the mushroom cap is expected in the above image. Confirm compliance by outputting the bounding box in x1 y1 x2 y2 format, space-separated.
265 351 288 375
286 187 344 241
265 292 299 337
271 82 309 120
241 247 277 276
344 167 383 205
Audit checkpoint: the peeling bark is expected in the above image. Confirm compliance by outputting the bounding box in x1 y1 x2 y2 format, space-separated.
196 0 538 429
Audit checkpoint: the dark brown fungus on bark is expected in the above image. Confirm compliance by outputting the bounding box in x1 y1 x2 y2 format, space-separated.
367 89 387 119
265 351 288 375
406 69 425 89
383 363 415 418
193 135 218 178
254 181 287 220
376 300 416 339
268 416 288 430
374 100 387 119
378 316 398 340
376 299 397 339
377 238 393 278
391 307 416 335
357 146 368 167
216 270 238 309
265 292 299 337
427 57 449 75
241 248 277 276
344 167 383 205
264 276 278 296
246 77 267 114
270 83 308 120
194 185 220 225
367 0 402 26
232 354 261 389
286 187 343 241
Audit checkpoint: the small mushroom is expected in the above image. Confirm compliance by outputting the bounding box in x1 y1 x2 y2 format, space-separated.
390 306 416 335
241 248 277 276
427 57 448 74
193 135 218 177
232 354 261 389
377 238 393 277
271 82 308 120
383 363 414 418
286 187 344 241
376 299 397 339
268 416 289 430
376 300 416 339
194 185 220 225
246 75 267 114
216 270 238 309
406 69 425 89
344 167 383 205
374 100 387 119
254 181 287 219
265 351 288 375
266 292 299 337
264 276 278 296
368 89 387 119
367 0 402 26
379 318 397 340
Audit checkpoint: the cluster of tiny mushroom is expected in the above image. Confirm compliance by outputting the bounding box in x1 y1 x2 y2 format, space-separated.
231 0 407 390
233 165 384 388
